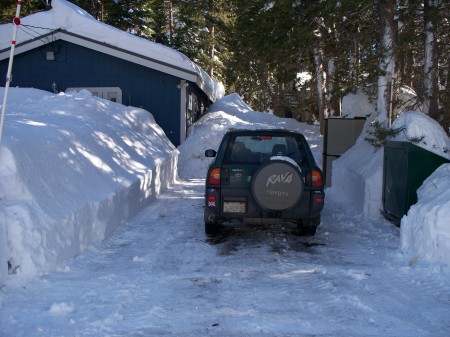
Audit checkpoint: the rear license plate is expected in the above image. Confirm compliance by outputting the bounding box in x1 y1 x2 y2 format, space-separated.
223 201 246 213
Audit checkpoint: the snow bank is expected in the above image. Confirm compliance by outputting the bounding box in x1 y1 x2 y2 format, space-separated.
178 93 322 179
396 113 450 268
327 91 382 219
341 90 376 119
328 138 384 219
2 87 449 285
401 164 450 267
328 91 449 221
392 111 449 160
331 91 450 269
0 88 178 278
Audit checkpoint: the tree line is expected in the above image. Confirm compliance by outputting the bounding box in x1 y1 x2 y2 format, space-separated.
1 0 449 135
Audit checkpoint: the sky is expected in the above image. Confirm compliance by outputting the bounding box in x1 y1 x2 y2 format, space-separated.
0 88 450 336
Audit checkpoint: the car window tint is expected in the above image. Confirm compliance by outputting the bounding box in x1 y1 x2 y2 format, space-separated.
224 134 310 166
252 136 277 160
295 137 310 166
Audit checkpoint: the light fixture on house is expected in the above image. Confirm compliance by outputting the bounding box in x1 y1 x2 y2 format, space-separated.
177 80 188 89
46 51 55 61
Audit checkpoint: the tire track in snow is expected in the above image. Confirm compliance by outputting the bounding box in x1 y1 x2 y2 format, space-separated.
2 179 450 336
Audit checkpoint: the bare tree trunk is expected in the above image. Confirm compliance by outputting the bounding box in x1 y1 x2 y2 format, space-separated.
403 50 414 88
349 30 360 92
313 47 327 134
272 82 285 117
423 0 441 119
168 1 173 44
205 0 217 78
306 77 315 125
377 0 397 125
326 55 340 116
208 23 215 78
397 1 409 88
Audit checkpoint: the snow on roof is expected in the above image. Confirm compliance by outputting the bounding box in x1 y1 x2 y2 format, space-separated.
0 0 224 101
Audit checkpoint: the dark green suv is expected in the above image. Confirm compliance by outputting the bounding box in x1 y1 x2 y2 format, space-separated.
204 129 324 236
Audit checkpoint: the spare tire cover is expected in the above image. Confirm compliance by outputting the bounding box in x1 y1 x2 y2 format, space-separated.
251 159 304 211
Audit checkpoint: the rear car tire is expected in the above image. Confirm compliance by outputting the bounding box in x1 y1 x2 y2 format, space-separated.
204 210 221 235
205 222 220 236
297 215 320 236
298 225 317 236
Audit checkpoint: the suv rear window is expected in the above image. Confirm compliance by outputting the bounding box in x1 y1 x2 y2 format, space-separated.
224 134 309 166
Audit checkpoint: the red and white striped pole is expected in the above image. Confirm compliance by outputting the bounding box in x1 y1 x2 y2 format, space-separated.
0 0 22 148
0 0 21 286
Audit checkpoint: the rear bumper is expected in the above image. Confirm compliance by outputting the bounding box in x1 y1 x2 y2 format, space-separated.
205 187 324 223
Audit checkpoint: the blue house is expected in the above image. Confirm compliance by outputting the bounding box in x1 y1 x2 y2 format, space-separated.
0 0 224 146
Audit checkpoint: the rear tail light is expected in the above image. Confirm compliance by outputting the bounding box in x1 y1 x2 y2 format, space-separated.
311 169 323 188
208 168 221 185
315 196 324 203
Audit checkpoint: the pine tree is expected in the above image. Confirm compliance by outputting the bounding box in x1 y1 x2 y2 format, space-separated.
69 0 108 20
2 0 448 133
397 1 422 91
0 0 18 24
104 0 155 38
151 0 174 45
0 0 49 23
168 0 232 83
227 1 312 115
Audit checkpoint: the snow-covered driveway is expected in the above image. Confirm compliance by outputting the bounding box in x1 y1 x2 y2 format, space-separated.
1 178 449 337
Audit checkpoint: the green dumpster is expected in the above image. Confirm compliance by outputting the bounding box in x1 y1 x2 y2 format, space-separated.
382 140 450 224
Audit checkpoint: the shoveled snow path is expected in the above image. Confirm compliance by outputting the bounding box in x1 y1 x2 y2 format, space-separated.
1 179 450 336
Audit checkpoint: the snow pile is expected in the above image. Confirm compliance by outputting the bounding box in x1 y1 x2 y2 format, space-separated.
0 0 224 101
181 92 450 269
392 111 450 160
178 93 322 179
397 86 420 113
329 91 450 220
327 91 382 218
329 91 450 268
341 89 376 119
0 88 178 279
401 164 450 266
394 111 450 268
328 137 384 219
1 88 449 284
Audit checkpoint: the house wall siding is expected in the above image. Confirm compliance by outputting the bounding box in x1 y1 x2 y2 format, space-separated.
1 41 184 145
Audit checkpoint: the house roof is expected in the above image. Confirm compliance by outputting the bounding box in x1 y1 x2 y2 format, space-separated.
0 0 224 102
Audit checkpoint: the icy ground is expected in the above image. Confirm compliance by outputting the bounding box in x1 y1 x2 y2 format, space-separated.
1 87 450 336
1 179 450 336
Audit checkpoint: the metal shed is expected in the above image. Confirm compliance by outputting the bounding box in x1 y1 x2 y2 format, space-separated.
322 117 366 187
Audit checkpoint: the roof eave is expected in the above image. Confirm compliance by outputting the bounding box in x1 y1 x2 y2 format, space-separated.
0 29 198 83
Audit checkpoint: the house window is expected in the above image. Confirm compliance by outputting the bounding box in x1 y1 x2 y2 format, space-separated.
66 87 122 104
